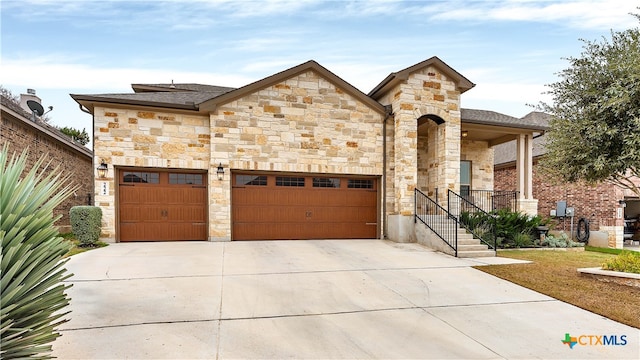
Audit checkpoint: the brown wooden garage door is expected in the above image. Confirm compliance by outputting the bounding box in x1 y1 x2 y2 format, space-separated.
232 173 378 240
118 170 207 241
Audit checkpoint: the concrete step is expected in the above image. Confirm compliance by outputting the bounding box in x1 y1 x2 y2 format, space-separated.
458 244 490 252
457 250 496 258
457 233 475 241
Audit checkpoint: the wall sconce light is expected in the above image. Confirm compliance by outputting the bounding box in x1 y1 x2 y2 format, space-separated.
619 199 627 208
216 163 224 181
96 160 108 179
461 130 469 138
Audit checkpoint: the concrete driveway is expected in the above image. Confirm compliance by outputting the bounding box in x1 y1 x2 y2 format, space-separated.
52 240 638 359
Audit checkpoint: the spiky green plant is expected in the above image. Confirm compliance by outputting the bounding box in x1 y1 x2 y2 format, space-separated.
1 146 77 359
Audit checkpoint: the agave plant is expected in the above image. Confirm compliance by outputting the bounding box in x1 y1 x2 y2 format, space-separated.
1 146 77 359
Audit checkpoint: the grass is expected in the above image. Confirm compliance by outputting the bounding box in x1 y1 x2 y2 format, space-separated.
585 245 626 255
60 232 108 257
475 249 640 329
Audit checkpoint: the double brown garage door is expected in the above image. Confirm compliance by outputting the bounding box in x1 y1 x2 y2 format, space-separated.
118 169 378 241
232 173 378 240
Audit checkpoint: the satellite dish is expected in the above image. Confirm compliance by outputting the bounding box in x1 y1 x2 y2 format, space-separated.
27 100 45 116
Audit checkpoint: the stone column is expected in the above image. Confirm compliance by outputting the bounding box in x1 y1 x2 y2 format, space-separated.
386 109 418 243
516 133 538 215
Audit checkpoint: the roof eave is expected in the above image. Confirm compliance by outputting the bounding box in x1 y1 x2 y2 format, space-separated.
1 105 92 158
461 118 550 132
70 94 199 114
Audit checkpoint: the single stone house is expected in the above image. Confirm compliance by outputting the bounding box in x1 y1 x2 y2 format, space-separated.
72 57 546 254
1 89 93 232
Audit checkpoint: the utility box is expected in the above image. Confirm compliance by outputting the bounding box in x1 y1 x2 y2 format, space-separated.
566 207 575 217
556 201 567 217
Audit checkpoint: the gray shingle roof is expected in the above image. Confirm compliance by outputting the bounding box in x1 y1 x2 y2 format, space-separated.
87 91 224 106
494 134 547 165
132 83 236 94
461 108 550 130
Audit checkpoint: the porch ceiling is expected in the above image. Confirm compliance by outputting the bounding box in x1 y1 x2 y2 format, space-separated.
461 123 540 146
417 122 543 147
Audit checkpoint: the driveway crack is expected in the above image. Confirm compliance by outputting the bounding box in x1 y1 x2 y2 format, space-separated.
215 242 226 360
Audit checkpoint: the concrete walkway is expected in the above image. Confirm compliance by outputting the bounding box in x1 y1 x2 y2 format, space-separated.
52 240 638 359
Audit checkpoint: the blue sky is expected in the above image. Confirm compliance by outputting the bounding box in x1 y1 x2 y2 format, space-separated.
2 0 638 147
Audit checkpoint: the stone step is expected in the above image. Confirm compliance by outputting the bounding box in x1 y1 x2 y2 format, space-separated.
457 250 496 258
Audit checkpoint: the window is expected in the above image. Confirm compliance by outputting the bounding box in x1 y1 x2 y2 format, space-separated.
123 171 159 184
169 173 203 185
460 160 471 196
348 179 374 189
236 175 267 186
313 177 340 188
276 176 305 187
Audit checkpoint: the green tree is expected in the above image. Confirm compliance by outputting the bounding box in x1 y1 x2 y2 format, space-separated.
1 146 76 359
58 126 90 146
540 15 640 196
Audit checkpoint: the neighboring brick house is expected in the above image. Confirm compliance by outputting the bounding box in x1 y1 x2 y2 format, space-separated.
494 112 640 248
1 90 93 232
71 57 546 246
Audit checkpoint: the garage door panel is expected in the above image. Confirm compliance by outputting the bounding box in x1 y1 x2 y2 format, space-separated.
232 173 377 240
118 171 207 242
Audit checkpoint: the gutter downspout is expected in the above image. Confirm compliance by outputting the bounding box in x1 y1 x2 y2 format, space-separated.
78 104 91 114
382 105 393 239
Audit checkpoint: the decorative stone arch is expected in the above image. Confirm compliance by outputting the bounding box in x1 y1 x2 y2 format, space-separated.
413 105 453 125
417 114 445 126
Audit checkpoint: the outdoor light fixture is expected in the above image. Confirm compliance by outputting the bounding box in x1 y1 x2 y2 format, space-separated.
461 130 469 138
96 160 108 179
619 199 627 208
216 163 224 181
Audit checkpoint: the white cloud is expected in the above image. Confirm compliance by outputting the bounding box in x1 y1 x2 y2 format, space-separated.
433 0 638 30
0 57 254 91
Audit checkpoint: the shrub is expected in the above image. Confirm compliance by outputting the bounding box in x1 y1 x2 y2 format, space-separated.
537 233 584 248
1 146 76 358
512 232 533 248
602 251 640 274
460 208 549 248
70 206 102 246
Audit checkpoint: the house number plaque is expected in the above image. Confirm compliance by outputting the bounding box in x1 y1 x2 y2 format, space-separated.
100 182 109 196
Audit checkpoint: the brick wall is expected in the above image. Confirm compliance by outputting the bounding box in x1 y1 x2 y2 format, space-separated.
1 115 93 232
495 160 621 230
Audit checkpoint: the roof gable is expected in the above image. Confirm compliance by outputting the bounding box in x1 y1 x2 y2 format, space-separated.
199 60 387 115
368 56 475 99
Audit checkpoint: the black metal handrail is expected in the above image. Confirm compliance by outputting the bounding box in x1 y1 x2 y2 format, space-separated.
448 189 497 251
415 189 457 256
459 189 519 213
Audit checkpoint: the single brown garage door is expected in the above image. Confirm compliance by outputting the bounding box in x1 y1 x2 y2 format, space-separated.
232 173 378 240
118 170 207 241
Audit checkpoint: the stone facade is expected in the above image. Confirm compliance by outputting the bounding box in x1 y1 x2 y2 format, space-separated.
461 140 493 191
93 70 384 242
1 100 93 232
93 108 210 242
376 65 463 241
210 70 385 240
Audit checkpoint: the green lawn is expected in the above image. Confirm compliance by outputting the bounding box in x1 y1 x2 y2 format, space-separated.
475 249 640 329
